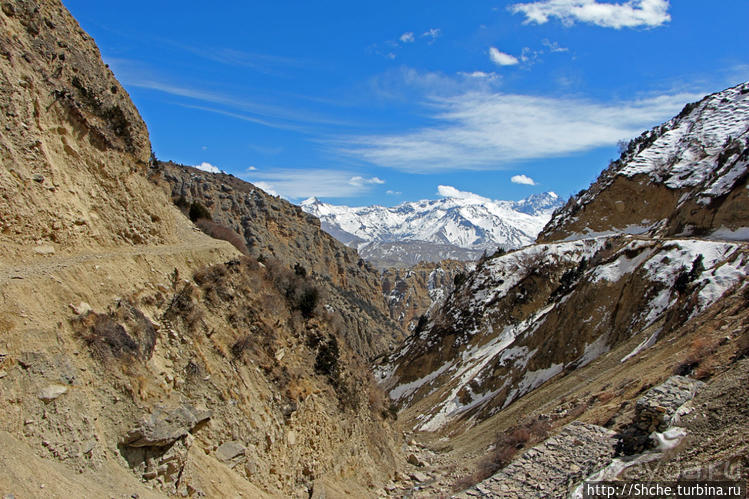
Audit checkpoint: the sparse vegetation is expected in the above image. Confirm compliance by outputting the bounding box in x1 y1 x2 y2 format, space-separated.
453 419 550 492
74 300 157 361
453 271 467 288
674 254 705 294
195 219 249 255
265 258 321 319
674 335 721 377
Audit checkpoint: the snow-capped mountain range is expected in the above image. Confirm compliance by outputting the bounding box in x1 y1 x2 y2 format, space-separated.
300 187 562 266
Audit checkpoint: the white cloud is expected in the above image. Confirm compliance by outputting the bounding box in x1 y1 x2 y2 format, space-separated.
542 39 569 53
195 162 222 174
422 28 441 40
438 185 491 203
510 0 671 29
338 89 702 172
386 190 402 195
246 166 257 171
244 169 385 199
459 71 500 82
106 57 351 131
400 32 415 43
254 181 278 196
369 67 501 103
511 174 537 185
489 47 520 66
349 176 385 186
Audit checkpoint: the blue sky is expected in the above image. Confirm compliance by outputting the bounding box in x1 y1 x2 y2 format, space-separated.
63 0 749 206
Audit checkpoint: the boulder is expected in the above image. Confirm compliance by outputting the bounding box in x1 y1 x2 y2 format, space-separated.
121 404 211 447
37 384 68 402
215 440 246 463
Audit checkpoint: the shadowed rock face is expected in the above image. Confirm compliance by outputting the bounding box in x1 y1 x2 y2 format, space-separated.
380 260 470 334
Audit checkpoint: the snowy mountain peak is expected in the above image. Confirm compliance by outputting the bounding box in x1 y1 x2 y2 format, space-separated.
301 189 563 266
437 185 492 204
301 196 321 206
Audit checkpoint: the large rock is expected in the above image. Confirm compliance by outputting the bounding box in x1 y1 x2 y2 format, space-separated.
215 440 246 463
121 404 211 447
634 375 705 431
37 384 68 402
617 376 705 455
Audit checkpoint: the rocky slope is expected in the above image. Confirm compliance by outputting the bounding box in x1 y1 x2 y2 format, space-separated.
380 260 471 335
301 191 561 267
0 2 402 497
540 83 749 243
381 236 747 432
370 84 749 497
0 0 186 257
158 161 404 359
379 82 749 439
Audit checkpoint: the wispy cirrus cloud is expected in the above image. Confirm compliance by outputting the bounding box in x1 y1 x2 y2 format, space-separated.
244 169 386 199
368 66 502 102
337 88 702 172
105 57 352 131
510 0 671 29
371 28 442 60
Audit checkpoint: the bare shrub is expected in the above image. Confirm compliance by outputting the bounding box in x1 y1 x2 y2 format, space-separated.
595 391 616 403
263 257 321 319
74 300 158 361
188 201 211 222
674 335 720 376
195 219 249 255
231 335 253 359
452 419 551 492
164 282 203 333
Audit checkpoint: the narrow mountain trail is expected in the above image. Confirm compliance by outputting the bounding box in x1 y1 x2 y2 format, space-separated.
0 235 231 285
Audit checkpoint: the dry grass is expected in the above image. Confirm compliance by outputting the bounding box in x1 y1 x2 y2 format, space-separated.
674 335 721 378
195 218 249 255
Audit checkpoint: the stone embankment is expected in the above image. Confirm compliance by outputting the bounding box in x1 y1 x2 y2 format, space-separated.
454 422 618 498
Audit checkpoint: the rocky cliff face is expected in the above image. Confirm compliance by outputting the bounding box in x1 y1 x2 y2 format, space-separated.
380 260 471 335
0 0 186 257
158 162 404 359
0 2 402 497
539 83 749 243
380 83 749 437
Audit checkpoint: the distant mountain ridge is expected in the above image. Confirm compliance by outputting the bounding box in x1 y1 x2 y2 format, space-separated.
301 189 562 267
